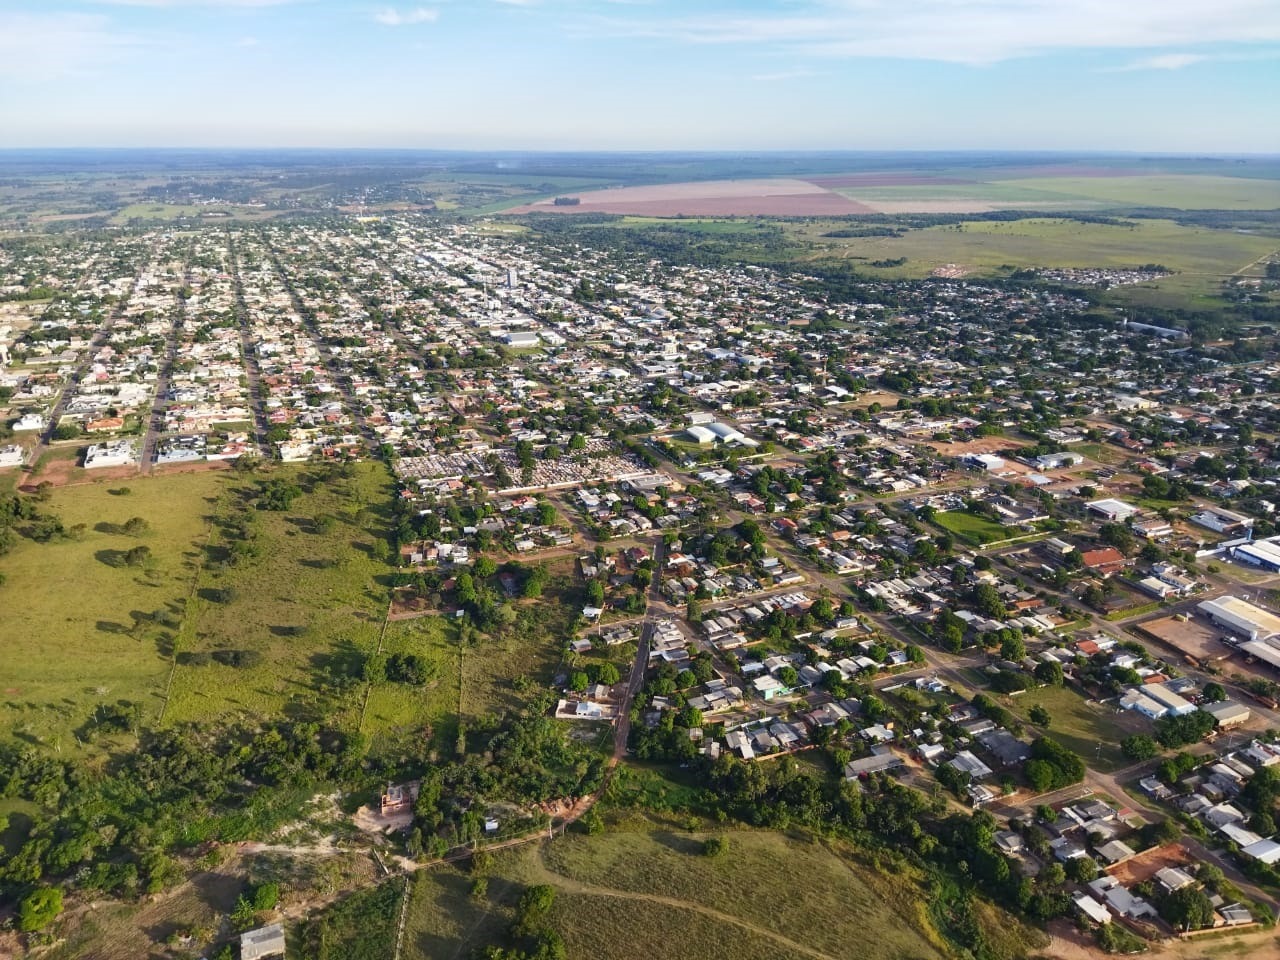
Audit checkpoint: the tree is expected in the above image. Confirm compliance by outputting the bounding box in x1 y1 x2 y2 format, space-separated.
1067 856 1098 884
595 662 621 686
124 545 152 567
587 580 605 607
1029 704 1051 727
703 836 728 857
1121 734 1159 761
779 666 800 688
122 516 150 536
19 886 64 932
1202 682 1227 703
473 556 497 579
1161 885 1214 931
568 671 589 692
1034 660 1064 687
1000 635 1026 661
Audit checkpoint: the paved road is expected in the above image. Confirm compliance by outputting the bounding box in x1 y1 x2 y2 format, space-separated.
226 234 273 457
138 269 189 474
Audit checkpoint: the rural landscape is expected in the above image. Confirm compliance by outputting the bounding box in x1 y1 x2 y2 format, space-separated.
4 0 1280 957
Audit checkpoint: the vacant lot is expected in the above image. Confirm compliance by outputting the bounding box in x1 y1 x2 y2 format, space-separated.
1010 683 1141 772
934 510 1011 545
0 470 225 752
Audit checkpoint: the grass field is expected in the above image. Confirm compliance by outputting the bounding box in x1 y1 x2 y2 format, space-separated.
362 616 462 750
0 470 227 753
0 461 412 754
402 819 951 960
988 175 1280 210
789 217 1280 280
933 510 1011 545
832 175 1280 211
163 462 395 732
1008 683 1136 772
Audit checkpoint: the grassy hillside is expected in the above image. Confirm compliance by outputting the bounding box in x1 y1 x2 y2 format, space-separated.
401 819 955 960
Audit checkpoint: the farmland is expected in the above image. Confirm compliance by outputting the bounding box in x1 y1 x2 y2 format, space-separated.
787 217 1280 279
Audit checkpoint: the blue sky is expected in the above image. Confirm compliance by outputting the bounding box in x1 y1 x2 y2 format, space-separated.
1 0 1278 150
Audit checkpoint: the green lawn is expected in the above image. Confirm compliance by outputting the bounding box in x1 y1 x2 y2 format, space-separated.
933 510 1011 545
0 469 226 753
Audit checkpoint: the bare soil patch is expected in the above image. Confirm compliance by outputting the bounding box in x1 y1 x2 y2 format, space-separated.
1106 842 1192 887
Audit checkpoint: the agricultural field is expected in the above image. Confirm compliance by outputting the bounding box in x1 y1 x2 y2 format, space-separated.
505 167 1280 216
400 819 965 960
788 217 1280 279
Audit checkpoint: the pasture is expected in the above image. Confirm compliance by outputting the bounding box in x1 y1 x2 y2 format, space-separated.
0 470 226 753
0 461 407 754
790 217 1280 279
163 461 395 731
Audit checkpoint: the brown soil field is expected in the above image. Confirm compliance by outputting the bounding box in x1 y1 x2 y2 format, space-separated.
507 178 874 216
1136 615 1234 664
805 175 976 187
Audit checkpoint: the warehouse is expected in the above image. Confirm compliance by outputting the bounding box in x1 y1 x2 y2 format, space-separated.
1197 596 1280 643
685 425 717 444
1232 540 1280 573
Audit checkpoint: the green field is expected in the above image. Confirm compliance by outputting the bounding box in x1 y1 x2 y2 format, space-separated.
790 217 1280 280
1007 683 1137 772
933 510 1011 545
164 462 395 731
0 461 411 754
989 175 1280 210
402 820 955 960
0 470 227 753
831 174 1280 211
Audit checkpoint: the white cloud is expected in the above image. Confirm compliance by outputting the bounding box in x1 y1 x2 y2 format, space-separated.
88 0 298 7
1111 53 1208 71
374 6 440 25
752 68 820 81
0 12 141 80
586 0 1280 65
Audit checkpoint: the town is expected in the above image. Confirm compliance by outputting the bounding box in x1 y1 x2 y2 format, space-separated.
4 209 1280 959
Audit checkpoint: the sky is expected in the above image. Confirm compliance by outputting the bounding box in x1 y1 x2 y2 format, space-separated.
1 0 1278 151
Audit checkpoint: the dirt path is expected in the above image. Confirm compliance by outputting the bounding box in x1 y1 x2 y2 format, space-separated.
527 853 838 960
